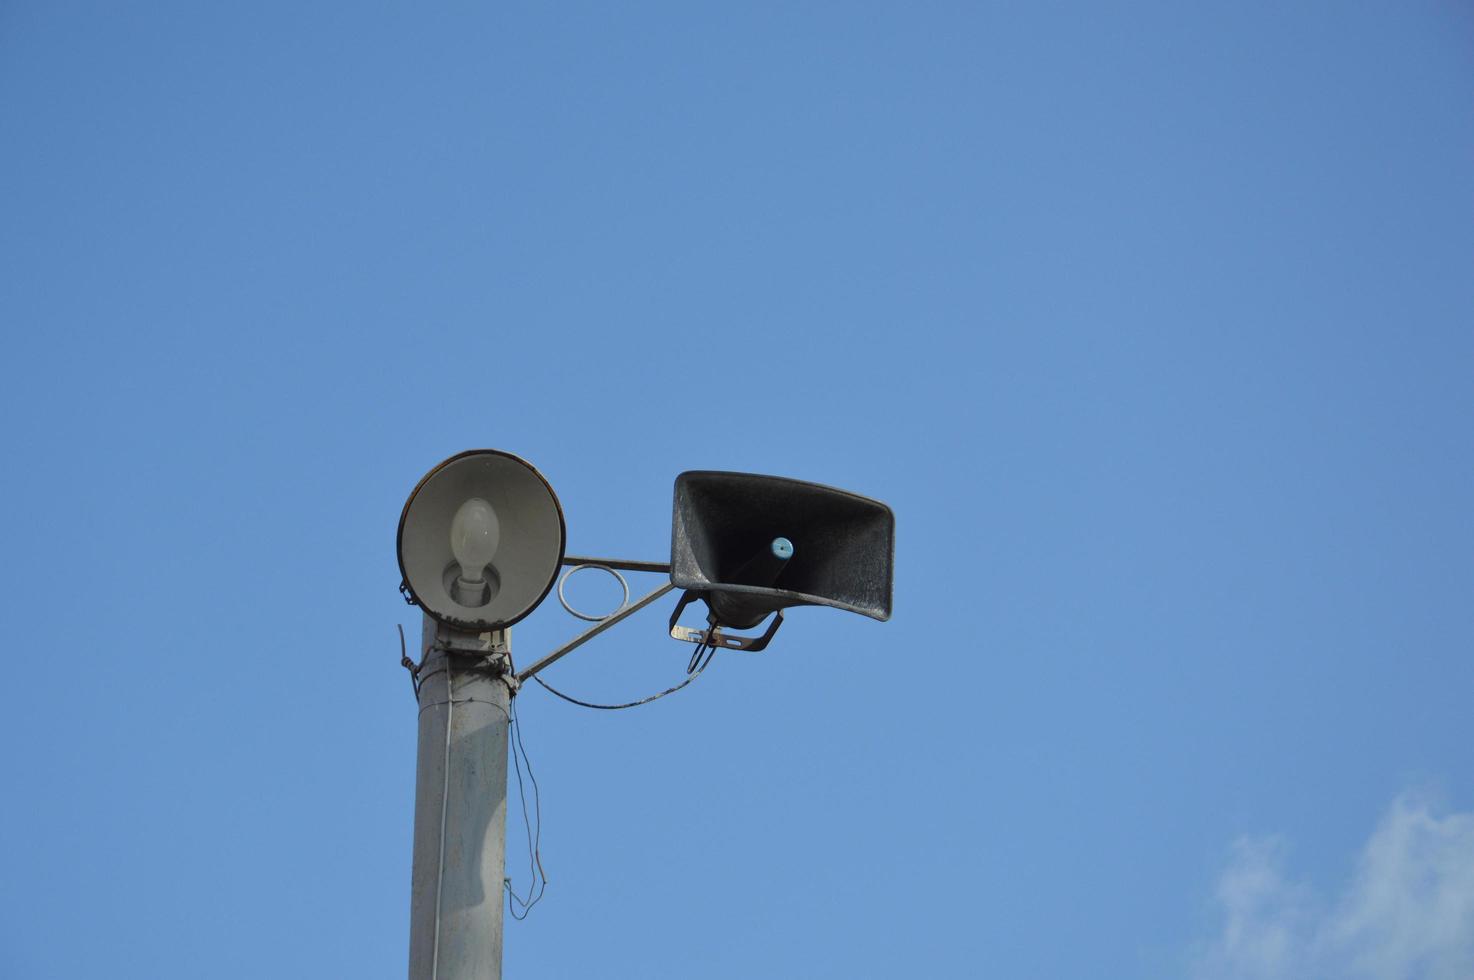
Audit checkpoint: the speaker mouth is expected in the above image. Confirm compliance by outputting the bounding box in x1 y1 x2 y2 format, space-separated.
670 470 894 624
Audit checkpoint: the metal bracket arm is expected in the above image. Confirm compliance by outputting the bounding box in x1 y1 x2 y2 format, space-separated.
561 555 671 574
515 581 677 683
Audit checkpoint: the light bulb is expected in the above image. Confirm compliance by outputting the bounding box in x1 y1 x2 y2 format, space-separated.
450 497 500 604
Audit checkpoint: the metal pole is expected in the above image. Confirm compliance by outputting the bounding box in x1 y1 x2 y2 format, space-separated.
408 615 510 980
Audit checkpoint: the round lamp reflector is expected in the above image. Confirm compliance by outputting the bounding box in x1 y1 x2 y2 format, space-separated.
398 450 566 631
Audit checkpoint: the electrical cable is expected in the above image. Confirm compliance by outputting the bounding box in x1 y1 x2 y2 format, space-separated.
531 637 716 710
686 638 710 675
403 628 548 936
504 694 547 919
687 636 720 675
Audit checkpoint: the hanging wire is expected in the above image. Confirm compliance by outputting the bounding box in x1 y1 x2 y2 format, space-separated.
530 631 717 710
686 635 718 675
504 693 548 919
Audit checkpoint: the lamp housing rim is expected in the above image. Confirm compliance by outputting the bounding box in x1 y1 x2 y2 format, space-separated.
397 448 567 631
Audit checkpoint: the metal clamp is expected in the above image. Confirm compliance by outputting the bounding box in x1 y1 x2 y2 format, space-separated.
667 591 783 653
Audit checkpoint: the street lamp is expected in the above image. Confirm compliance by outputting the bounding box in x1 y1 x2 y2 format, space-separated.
396 449 894 980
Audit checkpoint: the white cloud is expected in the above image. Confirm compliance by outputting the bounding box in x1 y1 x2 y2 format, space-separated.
1195 795 1474 980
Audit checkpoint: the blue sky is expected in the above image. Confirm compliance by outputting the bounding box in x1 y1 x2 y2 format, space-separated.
1 3 1471 977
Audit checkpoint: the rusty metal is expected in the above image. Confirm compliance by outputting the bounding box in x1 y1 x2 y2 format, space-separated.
667 589 786 652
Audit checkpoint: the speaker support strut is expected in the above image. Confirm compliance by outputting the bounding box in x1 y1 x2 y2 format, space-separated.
667 590 785 653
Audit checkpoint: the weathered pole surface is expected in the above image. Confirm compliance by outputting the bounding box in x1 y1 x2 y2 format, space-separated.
408 615 511 980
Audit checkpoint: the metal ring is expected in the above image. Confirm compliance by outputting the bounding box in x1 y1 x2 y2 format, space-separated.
556 563 630 622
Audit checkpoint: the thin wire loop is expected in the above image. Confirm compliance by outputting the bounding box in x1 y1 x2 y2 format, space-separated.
416 696 512 723
556 563 630 622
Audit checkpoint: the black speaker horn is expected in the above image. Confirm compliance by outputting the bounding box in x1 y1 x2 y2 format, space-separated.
669 471 894 648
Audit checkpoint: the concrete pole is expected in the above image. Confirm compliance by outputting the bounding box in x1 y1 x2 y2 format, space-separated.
408 615 511 980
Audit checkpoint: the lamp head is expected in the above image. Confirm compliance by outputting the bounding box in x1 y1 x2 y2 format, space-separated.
398 450 565 631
